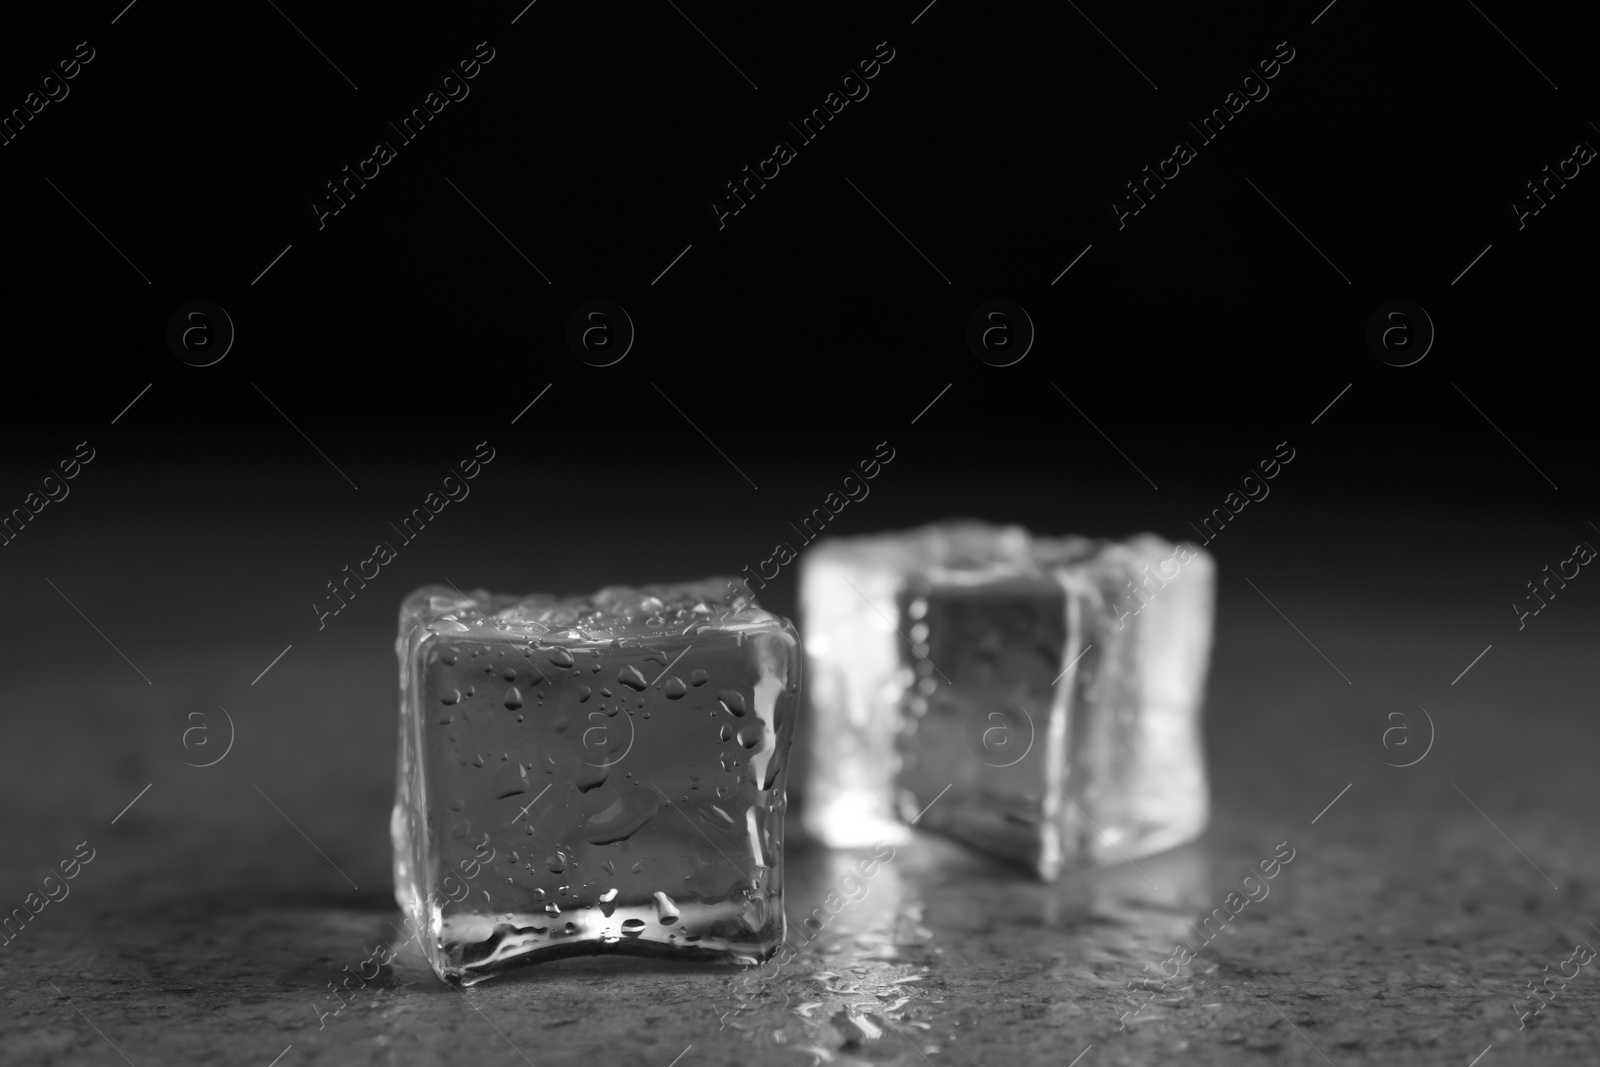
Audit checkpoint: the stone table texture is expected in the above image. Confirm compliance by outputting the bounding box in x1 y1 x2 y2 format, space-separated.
2 589 1596 1067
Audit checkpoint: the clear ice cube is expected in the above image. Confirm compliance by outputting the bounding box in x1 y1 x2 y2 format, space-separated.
798 522 1214 881
393 577 799 985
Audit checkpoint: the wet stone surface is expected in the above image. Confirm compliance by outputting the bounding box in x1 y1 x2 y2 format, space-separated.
1 604 1596 1065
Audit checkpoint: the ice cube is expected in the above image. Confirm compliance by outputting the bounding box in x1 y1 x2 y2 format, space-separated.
393 577 799 985
798 522 1213 881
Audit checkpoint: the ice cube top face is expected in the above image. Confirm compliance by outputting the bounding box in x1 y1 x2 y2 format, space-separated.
394 578 799 986
800 523 1214 882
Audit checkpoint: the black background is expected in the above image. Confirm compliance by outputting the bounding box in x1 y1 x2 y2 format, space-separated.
3 0 1594 649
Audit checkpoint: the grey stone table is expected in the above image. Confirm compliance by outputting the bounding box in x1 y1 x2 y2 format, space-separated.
2 591 1595 1067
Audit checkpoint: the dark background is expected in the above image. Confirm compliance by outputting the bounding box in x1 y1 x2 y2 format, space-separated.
2 1 1597 1065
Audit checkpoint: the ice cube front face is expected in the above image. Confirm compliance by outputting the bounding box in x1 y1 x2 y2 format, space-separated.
393 578 799 986
799 523 1214 882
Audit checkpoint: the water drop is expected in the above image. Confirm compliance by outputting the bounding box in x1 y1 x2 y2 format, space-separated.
736 726 761 750
545 902 561 917
547 851 567 874
653 891 680 925
621 918 646 937
618 666 648 691
602 859 616 875
719 723 733 742
690 669 709 687
503 686 523 710
441 689 461 706
716 785 729 799
578 685 592 702
717 690 747 717
548 647 575 668
473 753 486 767
664 677 687 699
502 667 517 682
